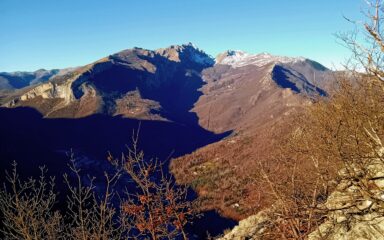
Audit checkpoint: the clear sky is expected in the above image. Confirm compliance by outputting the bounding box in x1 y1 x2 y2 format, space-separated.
0 0 364 72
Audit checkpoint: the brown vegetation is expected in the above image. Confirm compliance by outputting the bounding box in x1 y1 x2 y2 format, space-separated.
2 1 384 239
0 137 197 240
174 3 384 239
170 114 298 220
260 1 384 238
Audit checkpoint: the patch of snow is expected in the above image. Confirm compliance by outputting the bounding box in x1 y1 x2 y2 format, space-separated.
218 50 306 68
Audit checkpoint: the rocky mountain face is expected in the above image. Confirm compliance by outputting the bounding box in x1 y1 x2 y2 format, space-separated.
1 43 215 123
0 44 330 125
0 43 333 213
170 48 335 220
0 43 335 237
194 50 332 133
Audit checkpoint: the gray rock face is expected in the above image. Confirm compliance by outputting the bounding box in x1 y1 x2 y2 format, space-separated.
218 208 273 240
219 147 384 240
0 44 216 120
308 217 384 240
3 72 79 107
309 149 384 240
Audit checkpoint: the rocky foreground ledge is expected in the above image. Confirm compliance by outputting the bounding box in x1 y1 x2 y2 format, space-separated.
220 158 384 240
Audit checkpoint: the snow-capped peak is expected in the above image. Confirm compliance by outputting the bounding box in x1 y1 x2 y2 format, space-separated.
216 50 306 68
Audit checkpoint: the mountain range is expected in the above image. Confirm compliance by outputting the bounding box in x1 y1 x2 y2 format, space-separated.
0 43 337 232
0 43 332 124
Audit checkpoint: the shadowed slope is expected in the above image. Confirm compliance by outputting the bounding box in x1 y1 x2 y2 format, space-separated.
0 106 233 239
0 107 229 178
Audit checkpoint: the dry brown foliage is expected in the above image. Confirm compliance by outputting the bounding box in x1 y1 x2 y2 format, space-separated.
111 132 196 240
260 1 384 238
261 71 384 238
173 3 384 238
0 134 197 240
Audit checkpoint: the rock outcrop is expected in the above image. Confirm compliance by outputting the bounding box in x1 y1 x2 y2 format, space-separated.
6 80 75 107
218 207 273 240
308 157 384 240
216 143 384 240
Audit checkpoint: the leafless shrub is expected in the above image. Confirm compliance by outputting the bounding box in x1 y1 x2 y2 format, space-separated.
0 162 64 240
259 74 384 239
110 131 197 240
255 1 384 238
63 153 122 240
338 0 384 80
0 134 198 239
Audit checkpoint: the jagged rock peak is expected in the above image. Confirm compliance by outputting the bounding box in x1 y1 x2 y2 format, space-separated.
110 43 215 67
156 43 215 66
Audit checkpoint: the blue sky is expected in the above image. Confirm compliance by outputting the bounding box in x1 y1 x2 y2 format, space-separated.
0 0 363 72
